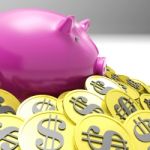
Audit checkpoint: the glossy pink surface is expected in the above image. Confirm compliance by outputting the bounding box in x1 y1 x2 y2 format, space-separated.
0 9 106 101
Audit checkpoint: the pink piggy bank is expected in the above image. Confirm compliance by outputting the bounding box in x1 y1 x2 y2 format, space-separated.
0 9 106 101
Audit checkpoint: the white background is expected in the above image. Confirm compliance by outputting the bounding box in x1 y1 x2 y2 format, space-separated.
92 35 150 85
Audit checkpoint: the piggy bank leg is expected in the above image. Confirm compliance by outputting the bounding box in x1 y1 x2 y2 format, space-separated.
94 57 106 75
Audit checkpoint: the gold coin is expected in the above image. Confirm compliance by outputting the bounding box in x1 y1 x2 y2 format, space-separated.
102 98 112 115
105 66 115 76
109 73 120 81
105 89 140 122
118 75 146 94
140 93 150 110
124 110 150 150
85 75 123 99
105 66 120 81
19 111 75 150
63 90 105 125
58 91 70 99
57 91 70 113
74 114 134 150
132 79 150 93
17 95 58 120
0 89 20 115
116 81 141 106
0 114 24 150
117 81 140 100
106 66 116 74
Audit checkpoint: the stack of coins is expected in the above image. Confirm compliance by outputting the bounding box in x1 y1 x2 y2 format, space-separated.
0 66 150 149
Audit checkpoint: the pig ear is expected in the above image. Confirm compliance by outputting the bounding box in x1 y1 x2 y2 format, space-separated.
58 16 75 34
80 19 91 32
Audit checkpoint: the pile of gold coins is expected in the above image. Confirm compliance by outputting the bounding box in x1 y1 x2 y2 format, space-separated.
0 66 150 149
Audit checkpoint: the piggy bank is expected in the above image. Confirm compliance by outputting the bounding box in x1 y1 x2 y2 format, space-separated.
0 9 106 101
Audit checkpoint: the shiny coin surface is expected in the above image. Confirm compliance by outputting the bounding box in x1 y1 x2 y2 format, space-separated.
58 91 70 100
124 110 150 150
105 66 115 77
105 66 120 81
102 98 112 115
0 89 20 115
74 114 134 150
106 66 116 74
117 81 140 100
63 90 105 125
0 114 23 150
17 95 58 120
57 91 70 113
140 93 150 110
132 79 150 93
105 89 140 122
85 75 123 99
19 111 75 150
118 75 146 94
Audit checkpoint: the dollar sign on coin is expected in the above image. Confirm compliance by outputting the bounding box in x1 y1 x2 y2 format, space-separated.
105 66 119 81
127 79 140 90
70 96 104 115
0 97 15 114
114 96 137 120
32 99 56 113
124 110 150 150
74 114 133 150
36 114 66 150
0 115 23 150
111 74 119 81
17 95 57 120
118 75 146 94
85 76 123 99
0 122 19 150
105 90 139 122
82 125 128 150
140 94 150 110
63 90 105 124
19 112 75 150
0 89 20 114
134 117 150 143
90 81 113 95
144 99 150 109
132 79 150 93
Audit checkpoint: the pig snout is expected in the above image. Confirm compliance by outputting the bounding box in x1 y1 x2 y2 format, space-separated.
94 57 106 75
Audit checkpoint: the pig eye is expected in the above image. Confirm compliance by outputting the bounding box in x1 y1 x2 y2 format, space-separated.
75 36 80 42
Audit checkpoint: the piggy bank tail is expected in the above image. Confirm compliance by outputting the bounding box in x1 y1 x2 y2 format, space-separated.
94 57 106 75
